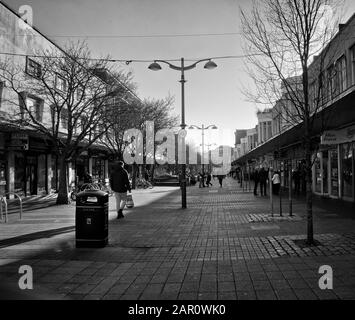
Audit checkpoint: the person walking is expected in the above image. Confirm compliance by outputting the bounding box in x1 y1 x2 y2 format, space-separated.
217 175 224 188
206 172 213 187
253 168 260 196
109 161 132 219
199 172 206 188
259 167 268 196
272 171 281 195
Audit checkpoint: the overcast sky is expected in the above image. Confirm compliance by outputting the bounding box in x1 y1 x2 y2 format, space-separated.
3 0 355 147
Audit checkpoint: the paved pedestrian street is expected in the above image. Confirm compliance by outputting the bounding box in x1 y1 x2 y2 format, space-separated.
1 177 355 300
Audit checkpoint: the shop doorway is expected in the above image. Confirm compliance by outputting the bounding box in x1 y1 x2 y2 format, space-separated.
26 156 37 196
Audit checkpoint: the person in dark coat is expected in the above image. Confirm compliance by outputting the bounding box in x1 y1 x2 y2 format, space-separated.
83 171 92 184
217 175 224 188
253 169 260 196
206 172 213 187
109 161 131 219
199 172 206 188
259 167 268 196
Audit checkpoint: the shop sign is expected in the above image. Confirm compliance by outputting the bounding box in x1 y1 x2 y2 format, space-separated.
321 125 355 145
9 133 29 150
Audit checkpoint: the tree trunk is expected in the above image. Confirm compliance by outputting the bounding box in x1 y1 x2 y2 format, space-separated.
150 164 155 181
56 154 69 205
305 138 314 245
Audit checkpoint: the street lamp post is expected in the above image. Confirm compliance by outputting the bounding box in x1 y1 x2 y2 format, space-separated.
189 124 218 174
148 58 217 209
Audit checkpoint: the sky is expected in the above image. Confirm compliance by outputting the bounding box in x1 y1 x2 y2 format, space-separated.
3 0 355 147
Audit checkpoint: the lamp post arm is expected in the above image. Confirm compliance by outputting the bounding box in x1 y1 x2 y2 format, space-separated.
154 58 212 72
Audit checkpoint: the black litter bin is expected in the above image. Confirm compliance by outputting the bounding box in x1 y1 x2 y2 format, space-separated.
75 190 109 248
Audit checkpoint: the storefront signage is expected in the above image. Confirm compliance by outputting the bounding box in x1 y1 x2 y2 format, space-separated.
321 125 355 145
9 133 29 150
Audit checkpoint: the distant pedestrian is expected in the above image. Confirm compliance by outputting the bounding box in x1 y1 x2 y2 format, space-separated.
199 172 206 188
259 167 268 196
83 171 92 184
253 169 260 196
217 175 224 188
110 161 132 219
206 172 213 187
272 171 281 195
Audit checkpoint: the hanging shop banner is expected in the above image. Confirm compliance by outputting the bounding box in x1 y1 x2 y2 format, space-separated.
321 124 355 145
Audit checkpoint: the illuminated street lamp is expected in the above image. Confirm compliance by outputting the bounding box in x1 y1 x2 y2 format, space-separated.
148 58 217 209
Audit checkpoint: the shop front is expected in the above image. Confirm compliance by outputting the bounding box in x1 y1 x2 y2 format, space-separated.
318 125 355 201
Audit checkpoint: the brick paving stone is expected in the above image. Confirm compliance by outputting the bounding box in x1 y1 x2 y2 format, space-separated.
256 290 277 300
72 283 96 295
294 289 318 300
218 281 235 292
333 286 355 299
178 292 198 300
275 289 298 300
162 283 181 294
287 278 311 289
199 281 217 292
218 292 237 300
181 281 200 292
270 279 291 290
198 292 217 300
236 290 256 300
83 294 102 300
252 280 273 291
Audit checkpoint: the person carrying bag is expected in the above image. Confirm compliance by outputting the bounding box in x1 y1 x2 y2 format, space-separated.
109 161 132 219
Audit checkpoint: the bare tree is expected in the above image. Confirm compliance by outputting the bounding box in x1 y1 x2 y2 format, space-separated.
240 0 345 244
100 94 178 187
0 41 126 204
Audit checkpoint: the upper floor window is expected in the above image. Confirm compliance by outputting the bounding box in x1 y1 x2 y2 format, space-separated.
24 96 42 121
61 108 68 130
350 44 355 86
55 75 67 92
327 64 335 100
26 57 42 79
336 55 347 93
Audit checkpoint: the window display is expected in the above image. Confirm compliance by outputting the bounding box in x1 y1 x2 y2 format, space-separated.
341 143 353 199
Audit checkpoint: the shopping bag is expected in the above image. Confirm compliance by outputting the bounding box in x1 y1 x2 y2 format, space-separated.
126 193 134 208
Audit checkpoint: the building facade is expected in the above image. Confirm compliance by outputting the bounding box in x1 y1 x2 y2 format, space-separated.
233 15 355 203
0 2 137 198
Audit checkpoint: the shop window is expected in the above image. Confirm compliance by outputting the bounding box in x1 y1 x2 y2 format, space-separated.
26 57 42 79
322 151 329 194
314 153 322 193
38 154 47 194
341 143 353 199
51 156 57 192
14 153 25 195
330 149 339 197
92 158 105 181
